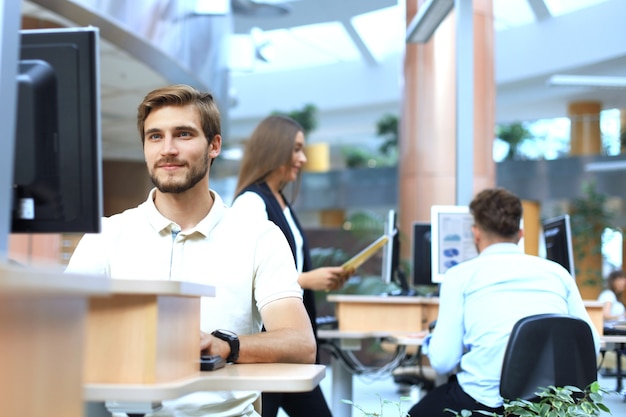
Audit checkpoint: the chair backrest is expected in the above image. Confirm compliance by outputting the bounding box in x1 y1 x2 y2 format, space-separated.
499 313 597 401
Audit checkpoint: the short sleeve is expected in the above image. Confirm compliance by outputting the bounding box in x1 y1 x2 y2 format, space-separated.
231 191 269 223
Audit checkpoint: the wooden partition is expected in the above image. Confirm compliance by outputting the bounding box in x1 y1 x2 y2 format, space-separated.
584 300 605 336
84 280 214 384
0 264 109 417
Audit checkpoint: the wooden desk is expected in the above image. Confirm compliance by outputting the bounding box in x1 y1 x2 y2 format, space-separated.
327 294 439 333
330 295 604 335
85 363 326 401
84 280 327 416
0 263 110 417
325 295 603 417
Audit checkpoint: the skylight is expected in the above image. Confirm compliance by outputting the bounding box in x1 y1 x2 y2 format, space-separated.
351 4 406 61
252 22 361 73
233 0 610 74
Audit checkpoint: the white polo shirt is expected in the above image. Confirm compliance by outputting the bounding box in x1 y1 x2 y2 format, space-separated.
66 188 302 417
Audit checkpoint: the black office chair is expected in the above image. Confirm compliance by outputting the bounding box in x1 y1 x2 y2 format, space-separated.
500 313 598 402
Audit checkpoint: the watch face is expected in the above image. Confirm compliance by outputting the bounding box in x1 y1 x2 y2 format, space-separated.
212 329 239 362
215 329 237 340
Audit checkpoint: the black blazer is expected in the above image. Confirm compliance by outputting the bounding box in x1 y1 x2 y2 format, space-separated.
237 183 319 346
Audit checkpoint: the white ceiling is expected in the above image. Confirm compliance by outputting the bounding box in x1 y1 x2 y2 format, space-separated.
19 0 626 163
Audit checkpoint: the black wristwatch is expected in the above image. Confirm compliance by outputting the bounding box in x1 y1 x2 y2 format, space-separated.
211 329 240 363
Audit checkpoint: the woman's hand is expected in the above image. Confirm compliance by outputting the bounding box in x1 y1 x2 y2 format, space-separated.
299 266 352 291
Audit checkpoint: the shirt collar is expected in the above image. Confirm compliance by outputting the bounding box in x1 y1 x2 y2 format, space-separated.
480 242 523 256
143 187 227 237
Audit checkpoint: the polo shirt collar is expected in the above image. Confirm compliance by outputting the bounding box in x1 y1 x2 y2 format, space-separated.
143 187 226 237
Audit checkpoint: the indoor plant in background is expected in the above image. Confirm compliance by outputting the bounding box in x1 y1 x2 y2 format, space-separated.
445 382 610 417
569 181 616 299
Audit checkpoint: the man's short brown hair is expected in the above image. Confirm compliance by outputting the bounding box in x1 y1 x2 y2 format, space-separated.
469 187 522 239
136 84 221 145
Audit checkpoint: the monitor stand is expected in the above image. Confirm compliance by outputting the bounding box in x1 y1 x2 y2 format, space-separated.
385 270 417 296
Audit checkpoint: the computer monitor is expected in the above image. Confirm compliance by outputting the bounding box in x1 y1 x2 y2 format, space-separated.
381 209 397 285
542 214 575 278
380 209 413 294
430 205 478 283
412 222 432 286
12 27 102 233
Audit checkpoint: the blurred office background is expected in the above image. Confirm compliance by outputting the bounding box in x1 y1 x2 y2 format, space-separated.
12 0 626 298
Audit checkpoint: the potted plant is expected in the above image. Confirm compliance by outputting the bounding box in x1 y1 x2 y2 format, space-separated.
445 382 610 417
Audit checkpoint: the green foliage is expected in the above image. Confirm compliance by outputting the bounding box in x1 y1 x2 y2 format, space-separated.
342 395 412 417
445 382 611 417
496 122 532 160
342 146 379 168
344 211 385 240
310 247 350 269
334 275 400 296
569 181 615 286
272 103 318 134
342 113 400 168
376 114 399 156
341 146 398 168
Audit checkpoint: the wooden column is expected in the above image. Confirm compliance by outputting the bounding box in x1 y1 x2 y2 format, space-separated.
568 101 602 156
567 101 603 299
399 0 495 260
522 200 540 256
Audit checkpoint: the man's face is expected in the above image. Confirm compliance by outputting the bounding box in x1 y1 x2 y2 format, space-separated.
143 104 219 193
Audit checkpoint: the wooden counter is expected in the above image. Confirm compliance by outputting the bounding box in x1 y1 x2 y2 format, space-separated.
85 363 326 401
327 294 438 333
328 295 604 336
0 263 110 417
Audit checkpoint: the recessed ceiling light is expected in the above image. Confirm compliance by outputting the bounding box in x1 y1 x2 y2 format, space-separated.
547 74 626 89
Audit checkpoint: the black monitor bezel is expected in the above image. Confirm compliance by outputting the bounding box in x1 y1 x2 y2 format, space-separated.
12 27 102 234
412 221 433 286
542 214 575 279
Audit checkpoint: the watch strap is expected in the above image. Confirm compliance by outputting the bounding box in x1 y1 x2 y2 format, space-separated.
211 330 239 363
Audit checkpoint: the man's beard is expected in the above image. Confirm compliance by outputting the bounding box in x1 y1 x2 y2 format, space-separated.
150 153 209 193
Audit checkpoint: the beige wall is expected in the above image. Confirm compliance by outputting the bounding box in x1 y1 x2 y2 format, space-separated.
103 160 152 217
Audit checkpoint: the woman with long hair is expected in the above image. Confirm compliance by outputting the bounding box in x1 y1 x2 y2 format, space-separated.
232 114 350 417
599 269 626 321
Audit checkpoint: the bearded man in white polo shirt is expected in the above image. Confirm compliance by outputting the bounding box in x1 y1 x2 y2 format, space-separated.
66 84 316 417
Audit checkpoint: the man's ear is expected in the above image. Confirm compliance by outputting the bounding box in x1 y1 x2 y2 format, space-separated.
471 224 480 244
209 134 222 158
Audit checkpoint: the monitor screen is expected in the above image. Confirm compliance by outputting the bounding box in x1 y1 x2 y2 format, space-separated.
412 222 432 286
430 205 478 283
12 27 102 233
542 214 575 278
